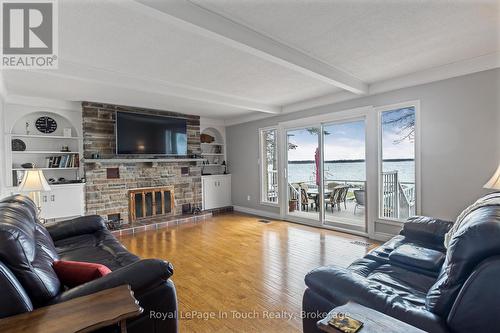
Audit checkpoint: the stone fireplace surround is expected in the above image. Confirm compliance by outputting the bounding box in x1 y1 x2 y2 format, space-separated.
82 102 203 225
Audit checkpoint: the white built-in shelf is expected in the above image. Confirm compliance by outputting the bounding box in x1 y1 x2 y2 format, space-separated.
12 151 79 154
201 153 224 156
10 134 82 140
84 158 205 164
12 167 79 171
201 142 224 146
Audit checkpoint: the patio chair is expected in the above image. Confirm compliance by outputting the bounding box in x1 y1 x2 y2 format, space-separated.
353 189 365 214
300 188 315 211
326 185 349 212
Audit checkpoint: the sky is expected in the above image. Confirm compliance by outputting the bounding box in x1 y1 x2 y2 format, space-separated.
287 108 415 161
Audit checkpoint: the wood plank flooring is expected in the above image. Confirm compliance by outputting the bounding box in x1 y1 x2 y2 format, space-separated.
118 213 378 333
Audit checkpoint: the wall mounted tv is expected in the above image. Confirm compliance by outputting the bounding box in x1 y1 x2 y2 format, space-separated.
116 112 188 155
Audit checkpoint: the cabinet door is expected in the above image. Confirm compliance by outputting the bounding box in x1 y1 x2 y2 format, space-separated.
40 193 57 219
223 176 231 206
203 178 216 210
41 186 84 219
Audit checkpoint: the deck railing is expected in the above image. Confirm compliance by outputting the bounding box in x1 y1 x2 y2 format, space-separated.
286 172 415 219
266 170 279 203
381 171 415 220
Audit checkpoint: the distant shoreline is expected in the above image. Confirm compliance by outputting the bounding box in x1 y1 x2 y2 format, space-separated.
288 158 414 164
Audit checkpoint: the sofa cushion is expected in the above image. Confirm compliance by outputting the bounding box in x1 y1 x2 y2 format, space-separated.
305 259 445 331
0 262 33 318
366 235 445 277
306 258 435 309
54 229 139 270
426 204 500 316
389 244 445 271
0 195 38 222
400 216 453 249
0 203 61 306
53 260 111 288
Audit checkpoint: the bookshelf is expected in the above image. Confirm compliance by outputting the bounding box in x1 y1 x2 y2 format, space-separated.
7 115 83 187
200 128 226 175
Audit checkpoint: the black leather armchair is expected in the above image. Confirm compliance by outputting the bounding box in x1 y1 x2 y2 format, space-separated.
0 195 178 333
303 193 500 333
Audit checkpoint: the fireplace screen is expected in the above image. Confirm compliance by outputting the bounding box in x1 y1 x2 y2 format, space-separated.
129 186 174 222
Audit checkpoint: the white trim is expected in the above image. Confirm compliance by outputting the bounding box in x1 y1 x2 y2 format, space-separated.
278 106 373 128
133 0 368 95
375 219 404 227
258 126 279 207
233 205 282 220
375 100 421 222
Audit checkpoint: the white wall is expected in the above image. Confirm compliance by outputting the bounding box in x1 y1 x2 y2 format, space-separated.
227 69 500 238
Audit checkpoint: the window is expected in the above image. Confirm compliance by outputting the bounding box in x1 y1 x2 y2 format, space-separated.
378 104 418 221
260 128 278 204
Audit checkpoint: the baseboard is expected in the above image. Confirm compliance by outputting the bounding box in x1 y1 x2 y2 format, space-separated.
233 205 282 220
372 232 395 242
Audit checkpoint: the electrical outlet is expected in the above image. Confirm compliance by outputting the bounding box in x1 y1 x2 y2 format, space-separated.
247 195 251 201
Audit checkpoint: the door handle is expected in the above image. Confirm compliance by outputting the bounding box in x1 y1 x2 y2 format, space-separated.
50 195 55 202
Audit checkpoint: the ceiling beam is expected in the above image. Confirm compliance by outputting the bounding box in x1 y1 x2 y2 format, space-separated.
29 60 281 114
133 0 368 95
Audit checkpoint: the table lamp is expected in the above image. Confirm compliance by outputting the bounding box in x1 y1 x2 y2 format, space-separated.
18 169 51 216
484 163 500 190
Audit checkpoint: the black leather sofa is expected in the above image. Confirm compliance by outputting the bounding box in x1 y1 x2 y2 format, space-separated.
303 193 500 333
0 195 178 332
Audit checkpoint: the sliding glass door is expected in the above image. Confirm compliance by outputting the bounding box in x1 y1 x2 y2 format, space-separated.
322 119 367 232
283 118 368 233
285 126 321 224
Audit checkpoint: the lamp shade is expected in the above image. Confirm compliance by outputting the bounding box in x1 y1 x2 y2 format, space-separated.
18 169 51 192
484 163 500 190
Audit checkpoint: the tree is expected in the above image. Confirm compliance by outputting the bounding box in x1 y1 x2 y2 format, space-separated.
383 107 415 144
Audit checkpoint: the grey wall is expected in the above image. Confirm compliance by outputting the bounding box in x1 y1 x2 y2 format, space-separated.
227 69 500 222
0 96 4 196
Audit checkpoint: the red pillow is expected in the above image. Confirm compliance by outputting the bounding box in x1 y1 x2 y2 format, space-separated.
53 260 111 288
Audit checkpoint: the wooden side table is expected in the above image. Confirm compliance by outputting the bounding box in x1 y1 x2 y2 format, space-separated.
0 285 143 333
317 302 426 333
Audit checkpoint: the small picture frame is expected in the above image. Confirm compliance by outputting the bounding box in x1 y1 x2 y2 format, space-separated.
63 128 72 137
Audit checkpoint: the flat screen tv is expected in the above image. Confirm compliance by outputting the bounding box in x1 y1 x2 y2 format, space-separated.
116 112 187 155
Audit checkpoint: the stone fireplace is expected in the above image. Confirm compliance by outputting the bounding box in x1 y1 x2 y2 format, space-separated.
82 102 202 224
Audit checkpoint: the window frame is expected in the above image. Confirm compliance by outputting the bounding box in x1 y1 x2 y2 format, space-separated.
376 100 421 223
259 126 279 206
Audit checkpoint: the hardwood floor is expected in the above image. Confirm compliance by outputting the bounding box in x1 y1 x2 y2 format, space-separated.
118 213 378 333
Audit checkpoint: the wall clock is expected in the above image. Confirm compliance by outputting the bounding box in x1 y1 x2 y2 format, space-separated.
35 116 57 134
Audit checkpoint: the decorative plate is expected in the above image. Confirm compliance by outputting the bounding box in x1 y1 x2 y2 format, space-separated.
12 139 26 151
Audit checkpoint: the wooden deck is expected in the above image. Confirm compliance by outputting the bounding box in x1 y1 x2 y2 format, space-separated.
118 212 377 333
290 199 365 228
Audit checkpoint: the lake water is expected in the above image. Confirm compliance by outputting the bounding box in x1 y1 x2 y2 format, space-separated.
287 160 415 184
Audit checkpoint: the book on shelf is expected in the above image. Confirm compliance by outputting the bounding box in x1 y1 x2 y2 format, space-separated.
43 154 80 168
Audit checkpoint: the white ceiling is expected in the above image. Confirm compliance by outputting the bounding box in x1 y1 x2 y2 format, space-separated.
1 0 499 122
